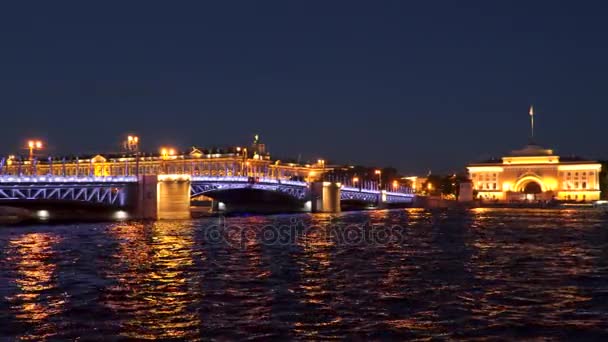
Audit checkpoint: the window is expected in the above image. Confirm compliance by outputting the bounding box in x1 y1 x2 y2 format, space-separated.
575 182 579 188
493 183 497 190
582 182 587 189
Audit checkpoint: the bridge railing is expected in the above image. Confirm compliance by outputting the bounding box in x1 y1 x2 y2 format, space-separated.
0 175 414 197
191 176 308 187
341 186 414 197
0 175 139 183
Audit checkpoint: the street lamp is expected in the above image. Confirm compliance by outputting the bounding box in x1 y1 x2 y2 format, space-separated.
27 139 43 175
124 135 139 152
160 147 175 173
27 140 43 160
352 176 361 191
374 169 382 190
241 147 248 176
160 148 175 159
392 180 399 191
124 135 140 176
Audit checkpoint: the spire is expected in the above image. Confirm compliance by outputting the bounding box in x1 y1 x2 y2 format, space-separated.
529 105 535 143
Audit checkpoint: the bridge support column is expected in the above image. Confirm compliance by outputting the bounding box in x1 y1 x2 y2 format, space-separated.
210 200 221 213
133 175 191 220
377 190 388 209
310 181 341 213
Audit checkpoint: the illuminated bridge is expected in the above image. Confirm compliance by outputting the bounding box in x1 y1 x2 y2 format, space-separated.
0 144 414 219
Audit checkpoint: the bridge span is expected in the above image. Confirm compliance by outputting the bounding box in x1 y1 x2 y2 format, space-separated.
0 174 414 219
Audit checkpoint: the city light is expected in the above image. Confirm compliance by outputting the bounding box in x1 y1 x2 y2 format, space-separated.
375 169 382 189
160 147 176 159
124 135 140 152
113 210 129 220
27 139 44 160
37 210 50 220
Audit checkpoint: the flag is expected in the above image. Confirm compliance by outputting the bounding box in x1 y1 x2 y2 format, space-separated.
529 105 534 116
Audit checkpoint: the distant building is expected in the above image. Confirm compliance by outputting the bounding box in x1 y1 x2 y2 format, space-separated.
467 143 601 202
251 134 266 156
402 176 427 193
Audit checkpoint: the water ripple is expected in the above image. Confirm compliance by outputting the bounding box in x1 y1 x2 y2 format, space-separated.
1 208 608 339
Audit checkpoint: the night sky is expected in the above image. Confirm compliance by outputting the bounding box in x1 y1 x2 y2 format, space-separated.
1 1 607 174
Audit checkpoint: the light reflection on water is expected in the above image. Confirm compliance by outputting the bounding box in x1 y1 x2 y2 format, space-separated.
2 233 64 340
1 208 608 340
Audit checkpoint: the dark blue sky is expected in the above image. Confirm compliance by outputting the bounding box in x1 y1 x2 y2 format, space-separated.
1 1 606 174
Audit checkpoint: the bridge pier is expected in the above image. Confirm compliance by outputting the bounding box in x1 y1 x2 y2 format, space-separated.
376 190 388 209
133 175 191 220
310 181 341 213
209 200 222 212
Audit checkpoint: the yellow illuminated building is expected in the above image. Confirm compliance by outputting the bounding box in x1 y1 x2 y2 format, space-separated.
468 144 601 202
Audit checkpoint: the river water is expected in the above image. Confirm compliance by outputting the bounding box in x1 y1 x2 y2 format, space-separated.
1 208 608 340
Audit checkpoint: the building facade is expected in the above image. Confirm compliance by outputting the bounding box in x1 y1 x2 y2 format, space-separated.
467 144 601 202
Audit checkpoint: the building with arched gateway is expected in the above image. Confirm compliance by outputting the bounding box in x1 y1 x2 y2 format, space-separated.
467 143 601 202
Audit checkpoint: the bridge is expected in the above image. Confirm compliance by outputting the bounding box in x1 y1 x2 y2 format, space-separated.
0 139 414 219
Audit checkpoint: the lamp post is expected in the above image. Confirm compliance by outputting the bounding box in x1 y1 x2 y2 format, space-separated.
160 147 175 174
375 169 382 190
124 135 140 176
239 147 248 177
353 176 362 191
27 140 43 175
27 140 43 161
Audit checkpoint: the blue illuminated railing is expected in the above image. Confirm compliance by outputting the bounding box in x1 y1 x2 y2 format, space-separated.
0 175 138 183
191 176 308 187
